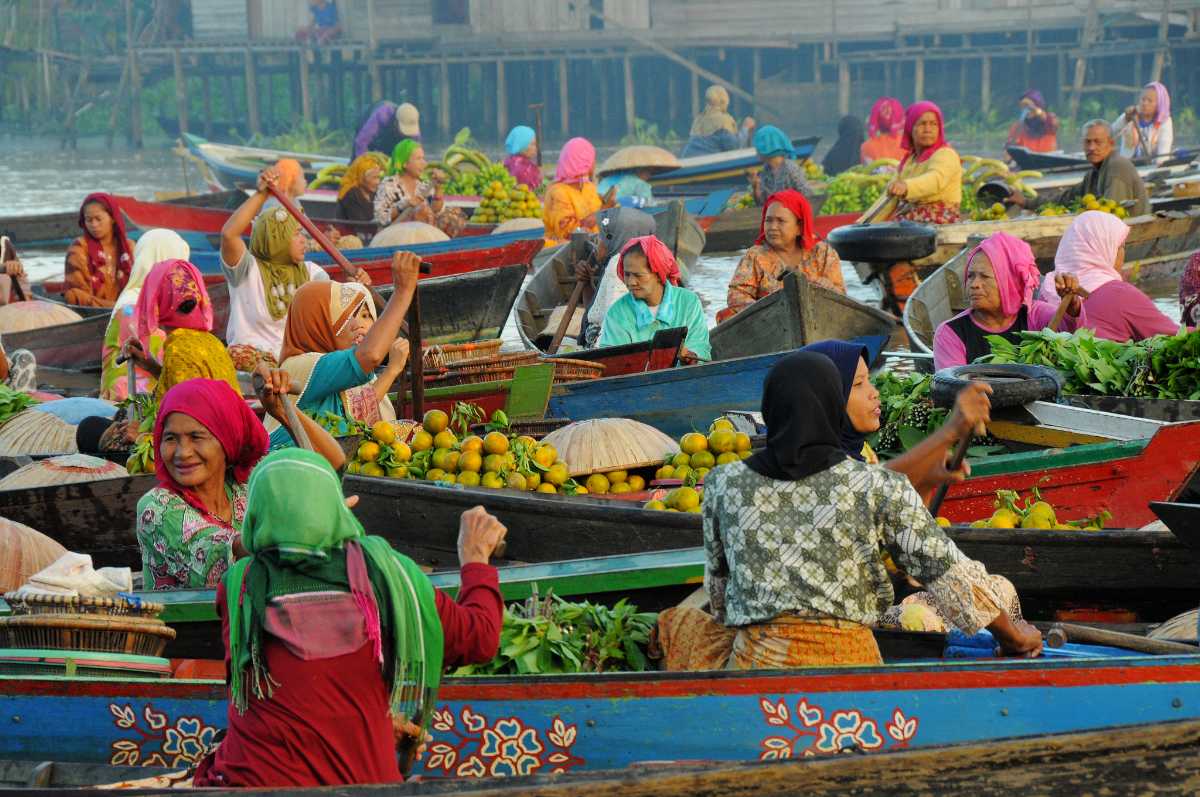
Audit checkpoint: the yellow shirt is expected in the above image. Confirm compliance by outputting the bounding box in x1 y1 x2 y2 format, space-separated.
543 181 602 246
155 328 241 403
899 147 962 207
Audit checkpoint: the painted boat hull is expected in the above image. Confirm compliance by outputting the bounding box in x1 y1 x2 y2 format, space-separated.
650 137 819 195
2 654 1200 775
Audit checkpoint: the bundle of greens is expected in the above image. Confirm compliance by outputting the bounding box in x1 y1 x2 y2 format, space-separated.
452 592 657 676
869 372 949 456
0 385 37 425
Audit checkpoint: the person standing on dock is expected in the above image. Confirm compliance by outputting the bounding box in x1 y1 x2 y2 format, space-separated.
295 0 342 45
351 101 421 160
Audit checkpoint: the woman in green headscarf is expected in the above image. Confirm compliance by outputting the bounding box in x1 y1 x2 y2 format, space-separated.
372 140 467 238
193 449 506 788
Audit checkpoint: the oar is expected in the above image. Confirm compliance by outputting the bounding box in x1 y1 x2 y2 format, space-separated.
529 102 545 168
251 372 314 451
547 235 588 355
1041 622 1198 656
928 429 972 518
407 285 425 420
0 236 27 302
855 191 898 225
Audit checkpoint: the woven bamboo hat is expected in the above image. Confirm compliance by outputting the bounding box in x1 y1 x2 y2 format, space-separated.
0 409 78 457
0 301 82 334
0 518 66 593
597 146 681 177
370 221 449 248
492 218 545 235
540 418 677 477
0 454 128 490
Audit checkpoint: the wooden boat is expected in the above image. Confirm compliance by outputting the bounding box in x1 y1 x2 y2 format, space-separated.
24 264 524 374
182 132 347 190
703 207 857 253
2 649 1199 777
1010 143 1200 172
650 136 819 195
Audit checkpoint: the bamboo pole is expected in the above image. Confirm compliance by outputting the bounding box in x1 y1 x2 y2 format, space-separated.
172 49 189 136
244 49 260 137
623 56 635 137
558 57 569 136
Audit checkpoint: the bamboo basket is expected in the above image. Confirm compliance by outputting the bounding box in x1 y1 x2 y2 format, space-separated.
470 418 571 441
422 339 503 370
2 592 164 620
427 351 541 387
0 614 176 657
540 357 605 383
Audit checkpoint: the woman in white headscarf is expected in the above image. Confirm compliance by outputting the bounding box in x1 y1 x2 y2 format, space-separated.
99 229 190 400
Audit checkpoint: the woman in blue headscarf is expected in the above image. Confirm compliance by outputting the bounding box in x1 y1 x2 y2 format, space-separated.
503 125 543 190
749 125 811 206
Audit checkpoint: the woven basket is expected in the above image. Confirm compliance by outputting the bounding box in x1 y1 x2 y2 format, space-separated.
422 339 503 370
428 351 541 387
470 418 571 440
541 357 605 383
3 592 164 619
0 614 176 657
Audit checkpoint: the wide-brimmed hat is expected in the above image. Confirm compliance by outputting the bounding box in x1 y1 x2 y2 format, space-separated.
597 145 681 176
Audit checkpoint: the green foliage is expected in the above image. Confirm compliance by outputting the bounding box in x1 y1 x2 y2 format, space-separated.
868 373 948 457
0 385 37 425
619 118 682 148
251 121 351 156
452 592 657 676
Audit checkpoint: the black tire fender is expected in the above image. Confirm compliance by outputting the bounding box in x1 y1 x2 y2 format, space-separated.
932 363 1064 409
825 221 938 263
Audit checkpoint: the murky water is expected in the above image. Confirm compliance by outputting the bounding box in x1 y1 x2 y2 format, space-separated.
0 139 1180 350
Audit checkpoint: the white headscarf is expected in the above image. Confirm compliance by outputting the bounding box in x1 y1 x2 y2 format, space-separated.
114 229 190 312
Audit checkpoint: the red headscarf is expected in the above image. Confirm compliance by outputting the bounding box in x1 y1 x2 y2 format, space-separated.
77 193 133 295
616 235 681 287
868 97 904 138
755 190 817 251
134 259 215 350
153 379 269 526
900 101 948 168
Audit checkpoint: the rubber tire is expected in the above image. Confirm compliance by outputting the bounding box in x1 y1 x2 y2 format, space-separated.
932 364 1064 410
825 221 938 263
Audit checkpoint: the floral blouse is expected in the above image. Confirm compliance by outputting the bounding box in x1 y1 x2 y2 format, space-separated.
702 459 1004 634
725 243 846 316
136 482 248 590
373 175 435 227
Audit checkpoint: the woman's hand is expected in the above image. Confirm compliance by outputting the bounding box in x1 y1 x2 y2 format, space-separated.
1054 273 1085 317
388 336 410 369
888 180 908 198
256 168 280 196
949 381 992 439
457 505 507 566
254 364 292 423
121 338 153 370
994 618 1043 658
3 259 25 279
391 251 421 294
350 269 372 287
392 714 431 759
574 259 595 283
1124 105 1137 122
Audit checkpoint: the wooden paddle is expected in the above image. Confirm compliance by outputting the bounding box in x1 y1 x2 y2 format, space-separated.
547 235 589 355
251 372 314 451
855 191 898 225
529 102 545 168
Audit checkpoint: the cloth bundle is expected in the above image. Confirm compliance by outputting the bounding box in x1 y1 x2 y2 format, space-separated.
10 552 132 599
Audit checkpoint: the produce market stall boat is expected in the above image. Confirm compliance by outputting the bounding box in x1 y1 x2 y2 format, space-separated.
649 136 818 196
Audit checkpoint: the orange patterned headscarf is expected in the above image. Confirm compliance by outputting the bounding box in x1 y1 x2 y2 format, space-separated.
278 280 374 363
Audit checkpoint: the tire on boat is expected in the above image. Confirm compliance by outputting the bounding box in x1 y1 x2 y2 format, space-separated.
931 363 1063 409
824 221 937 263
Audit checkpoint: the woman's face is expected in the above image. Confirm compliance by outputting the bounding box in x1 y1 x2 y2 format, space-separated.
763 203 800 251
1114 243 1127 273
621 251 665 305
965 254 1003 315
763 155 786 170
1138 88 1158 121
912 112 940 149
83 202 114 242
404 147 427 178
522 141 538 160
334 301 374 349
846 357 881 434
287 229 307 264
362 167 382 194
160 412 227 490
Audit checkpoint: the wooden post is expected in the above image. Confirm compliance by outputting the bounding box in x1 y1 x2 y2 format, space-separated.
690 69 699 119
366 0 377 50
124 0 142 148
299 50 312 124
244 49 260 137
497 60 507 142
812 44 821 85
1070 0 1100 121
667 64 678 134
623 55 635 137
1151 0 1171 83
913 57 924 103
171 50 189 136
558 58 569 136
439 59 451 137
368 58 382 104
837 60 850 116
980 55 991 114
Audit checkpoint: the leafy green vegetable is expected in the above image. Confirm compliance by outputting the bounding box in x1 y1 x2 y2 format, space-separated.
868 372 949 457
0 385 36 425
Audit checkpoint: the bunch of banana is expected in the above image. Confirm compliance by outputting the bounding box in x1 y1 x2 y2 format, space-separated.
309 163 348 191
819 160 899 215
961 156 1041 201
126 432 154 475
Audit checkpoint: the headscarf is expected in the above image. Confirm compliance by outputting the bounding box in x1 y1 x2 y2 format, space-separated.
900 101 948 167
505 125 536 156
754 190 817 251
1018 90 1056 136
274 158 306 196
615 235 681 287
802 340 871 461
224 448 444 721
279 280 374 363
745 351 847 481
249 208 308 321
967 231 1042 317
134 259 214 350
338 152 387 200
1021 89 1047 110
1180 253 1200 327
867 97 904 138
388 139 420 176
753 125 795 159
1144 81 1171 126
554 137 595 184
823 115 865 176
596 207 655 260
116 229 189 312
689 86 737 137
1051 210 1129 294
153 378 269 524
77 193 133 295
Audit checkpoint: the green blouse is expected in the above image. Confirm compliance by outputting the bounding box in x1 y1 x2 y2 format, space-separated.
136 482 248 590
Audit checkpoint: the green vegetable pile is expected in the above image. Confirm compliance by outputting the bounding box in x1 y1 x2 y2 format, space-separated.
819 160 897 215
452 592 657 676
986 328 1200 399
0 385 37 425
868 373 948 456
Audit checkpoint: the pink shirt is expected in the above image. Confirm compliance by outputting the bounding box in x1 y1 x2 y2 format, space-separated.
933 300 1084 370
1075 280 1181 342
503 154 543 191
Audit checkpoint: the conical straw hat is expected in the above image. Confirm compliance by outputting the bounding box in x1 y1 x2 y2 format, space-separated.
0 409 78 457
540 418 677 477
0 301 82 334
370 221 449 248
0 517 66 592
597 146 681 176
0 454 128 490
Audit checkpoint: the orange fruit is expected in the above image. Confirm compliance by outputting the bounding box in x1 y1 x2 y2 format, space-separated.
410 430 433 452
460 435 484 454
423 409 449 435
483 431 509 455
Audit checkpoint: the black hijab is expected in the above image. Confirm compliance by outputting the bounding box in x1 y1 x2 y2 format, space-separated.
746 352 848 481
802 340 871 461
822 115 865 177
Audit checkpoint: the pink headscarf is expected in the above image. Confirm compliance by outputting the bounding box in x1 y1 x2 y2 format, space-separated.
134 258 214 350
900 101 948 167
616 235 681 287
555 137 595 184
967 231 1041 317
868 97 904 138
1045 210 1129 297
1145 81 1171 126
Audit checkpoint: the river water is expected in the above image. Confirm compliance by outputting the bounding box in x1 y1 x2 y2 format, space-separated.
0 140 1179 350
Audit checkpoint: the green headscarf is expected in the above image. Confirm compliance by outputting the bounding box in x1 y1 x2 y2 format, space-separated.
224 449 444 725
388 139 420 176
249 209 310 321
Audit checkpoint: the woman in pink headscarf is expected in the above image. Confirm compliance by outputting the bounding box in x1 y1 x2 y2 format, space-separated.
543 137 603 246
1039 211 1180 343
1114 82 1174 160
933 232 1086 369
887 101 962 225
861 97 906 164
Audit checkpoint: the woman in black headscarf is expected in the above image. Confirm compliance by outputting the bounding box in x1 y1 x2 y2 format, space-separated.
701 351 1041 670
576 206 657 347
821 115 865 177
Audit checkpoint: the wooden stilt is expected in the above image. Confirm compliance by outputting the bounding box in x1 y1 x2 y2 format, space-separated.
690 69 699 119
202 59 213 138
980 55 990 114
244 49 260 137
125 0 142 149
558 57 569 136
1151 0 1170 83
913 56 924 102
497 60 507 142
299 51 312 124
837 60 850 116
440 59 450 138
623 56 635 137
172 49 189 136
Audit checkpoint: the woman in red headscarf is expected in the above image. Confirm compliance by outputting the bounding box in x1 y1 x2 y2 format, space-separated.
860 97 906 164
64 193 133 307
887 101 962 225
720 190 845 322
